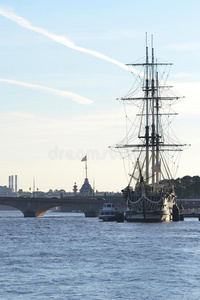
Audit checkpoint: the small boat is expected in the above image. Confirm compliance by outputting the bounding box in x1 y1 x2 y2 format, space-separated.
99 203 118 221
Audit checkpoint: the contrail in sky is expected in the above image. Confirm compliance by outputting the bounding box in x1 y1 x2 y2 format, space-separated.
0 7 138 74
0 79 93 105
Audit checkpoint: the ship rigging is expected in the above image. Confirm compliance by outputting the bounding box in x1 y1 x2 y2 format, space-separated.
112 35 189 222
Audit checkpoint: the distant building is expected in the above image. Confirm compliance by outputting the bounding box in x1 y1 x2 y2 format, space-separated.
0 185 14 196
73 182 78 195
80 178 93 196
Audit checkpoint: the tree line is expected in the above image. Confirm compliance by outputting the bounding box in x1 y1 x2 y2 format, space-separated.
172 176 200 199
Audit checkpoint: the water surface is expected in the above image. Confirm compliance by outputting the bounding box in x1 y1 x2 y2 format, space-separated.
0 210 199 299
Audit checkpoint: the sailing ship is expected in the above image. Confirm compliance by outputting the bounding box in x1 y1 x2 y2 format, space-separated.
115 36 188 222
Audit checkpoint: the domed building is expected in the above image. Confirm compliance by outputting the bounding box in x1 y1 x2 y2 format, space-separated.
80 178 93 196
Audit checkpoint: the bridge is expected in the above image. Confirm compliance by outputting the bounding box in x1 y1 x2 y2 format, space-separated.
0 196 125 217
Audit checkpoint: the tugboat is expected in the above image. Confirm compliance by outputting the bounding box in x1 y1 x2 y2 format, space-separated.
99 203 118 221
113 35 189 222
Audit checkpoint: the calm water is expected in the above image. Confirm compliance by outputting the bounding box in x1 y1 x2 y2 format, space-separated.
0 210 200 300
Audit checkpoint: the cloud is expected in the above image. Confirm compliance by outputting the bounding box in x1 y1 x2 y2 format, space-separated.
0 7 140 75
0 107 125 146
0 78 93 104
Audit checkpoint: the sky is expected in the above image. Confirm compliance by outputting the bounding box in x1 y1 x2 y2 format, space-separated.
0 0 200 192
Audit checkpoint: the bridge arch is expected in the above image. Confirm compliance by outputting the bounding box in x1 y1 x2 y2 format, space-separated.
0 204 24 216
35 205 61 217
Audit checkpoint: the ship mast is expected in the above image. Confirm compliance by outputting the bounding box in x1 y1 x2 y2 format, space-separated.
151 35 155 190
145 35 149 183
115 34 188 187
155 70 159 185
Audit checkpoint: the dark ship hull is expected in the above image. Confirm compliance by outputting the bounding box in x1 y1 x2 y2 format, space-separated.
125 199 174 222
124 183 176 222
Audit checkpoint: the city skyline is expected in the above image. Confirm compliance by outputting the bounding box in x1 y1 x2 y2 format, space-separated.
0 1 200 191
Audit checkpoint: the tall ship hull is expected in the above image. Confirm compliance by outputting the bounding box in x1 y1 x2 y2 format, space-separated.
123 169 178 222
125 197 174 222
112 34 188 222
124 182 176 222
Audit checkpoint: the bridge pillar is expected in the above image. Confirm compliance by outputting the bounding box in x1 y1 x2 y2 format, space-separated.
23 202 36 217
84 210 98 217
172 204 180 221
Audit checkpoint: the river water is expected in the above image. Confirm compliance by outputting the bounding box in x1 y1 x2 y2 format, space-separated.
0 210 199 300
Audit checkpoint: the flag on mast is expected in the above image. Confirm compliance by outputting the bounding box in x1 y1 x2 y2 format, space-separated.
81 155 87 162
81 155 87 178
154 162 160 172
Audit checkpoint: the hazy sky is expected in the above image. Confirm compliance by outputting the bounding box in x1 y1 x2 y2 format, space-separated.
0 0 200 192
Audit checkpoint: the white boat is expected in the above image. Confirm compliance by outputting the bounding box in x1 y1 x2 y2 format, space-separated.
113 35 189 222
99 203 118 221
